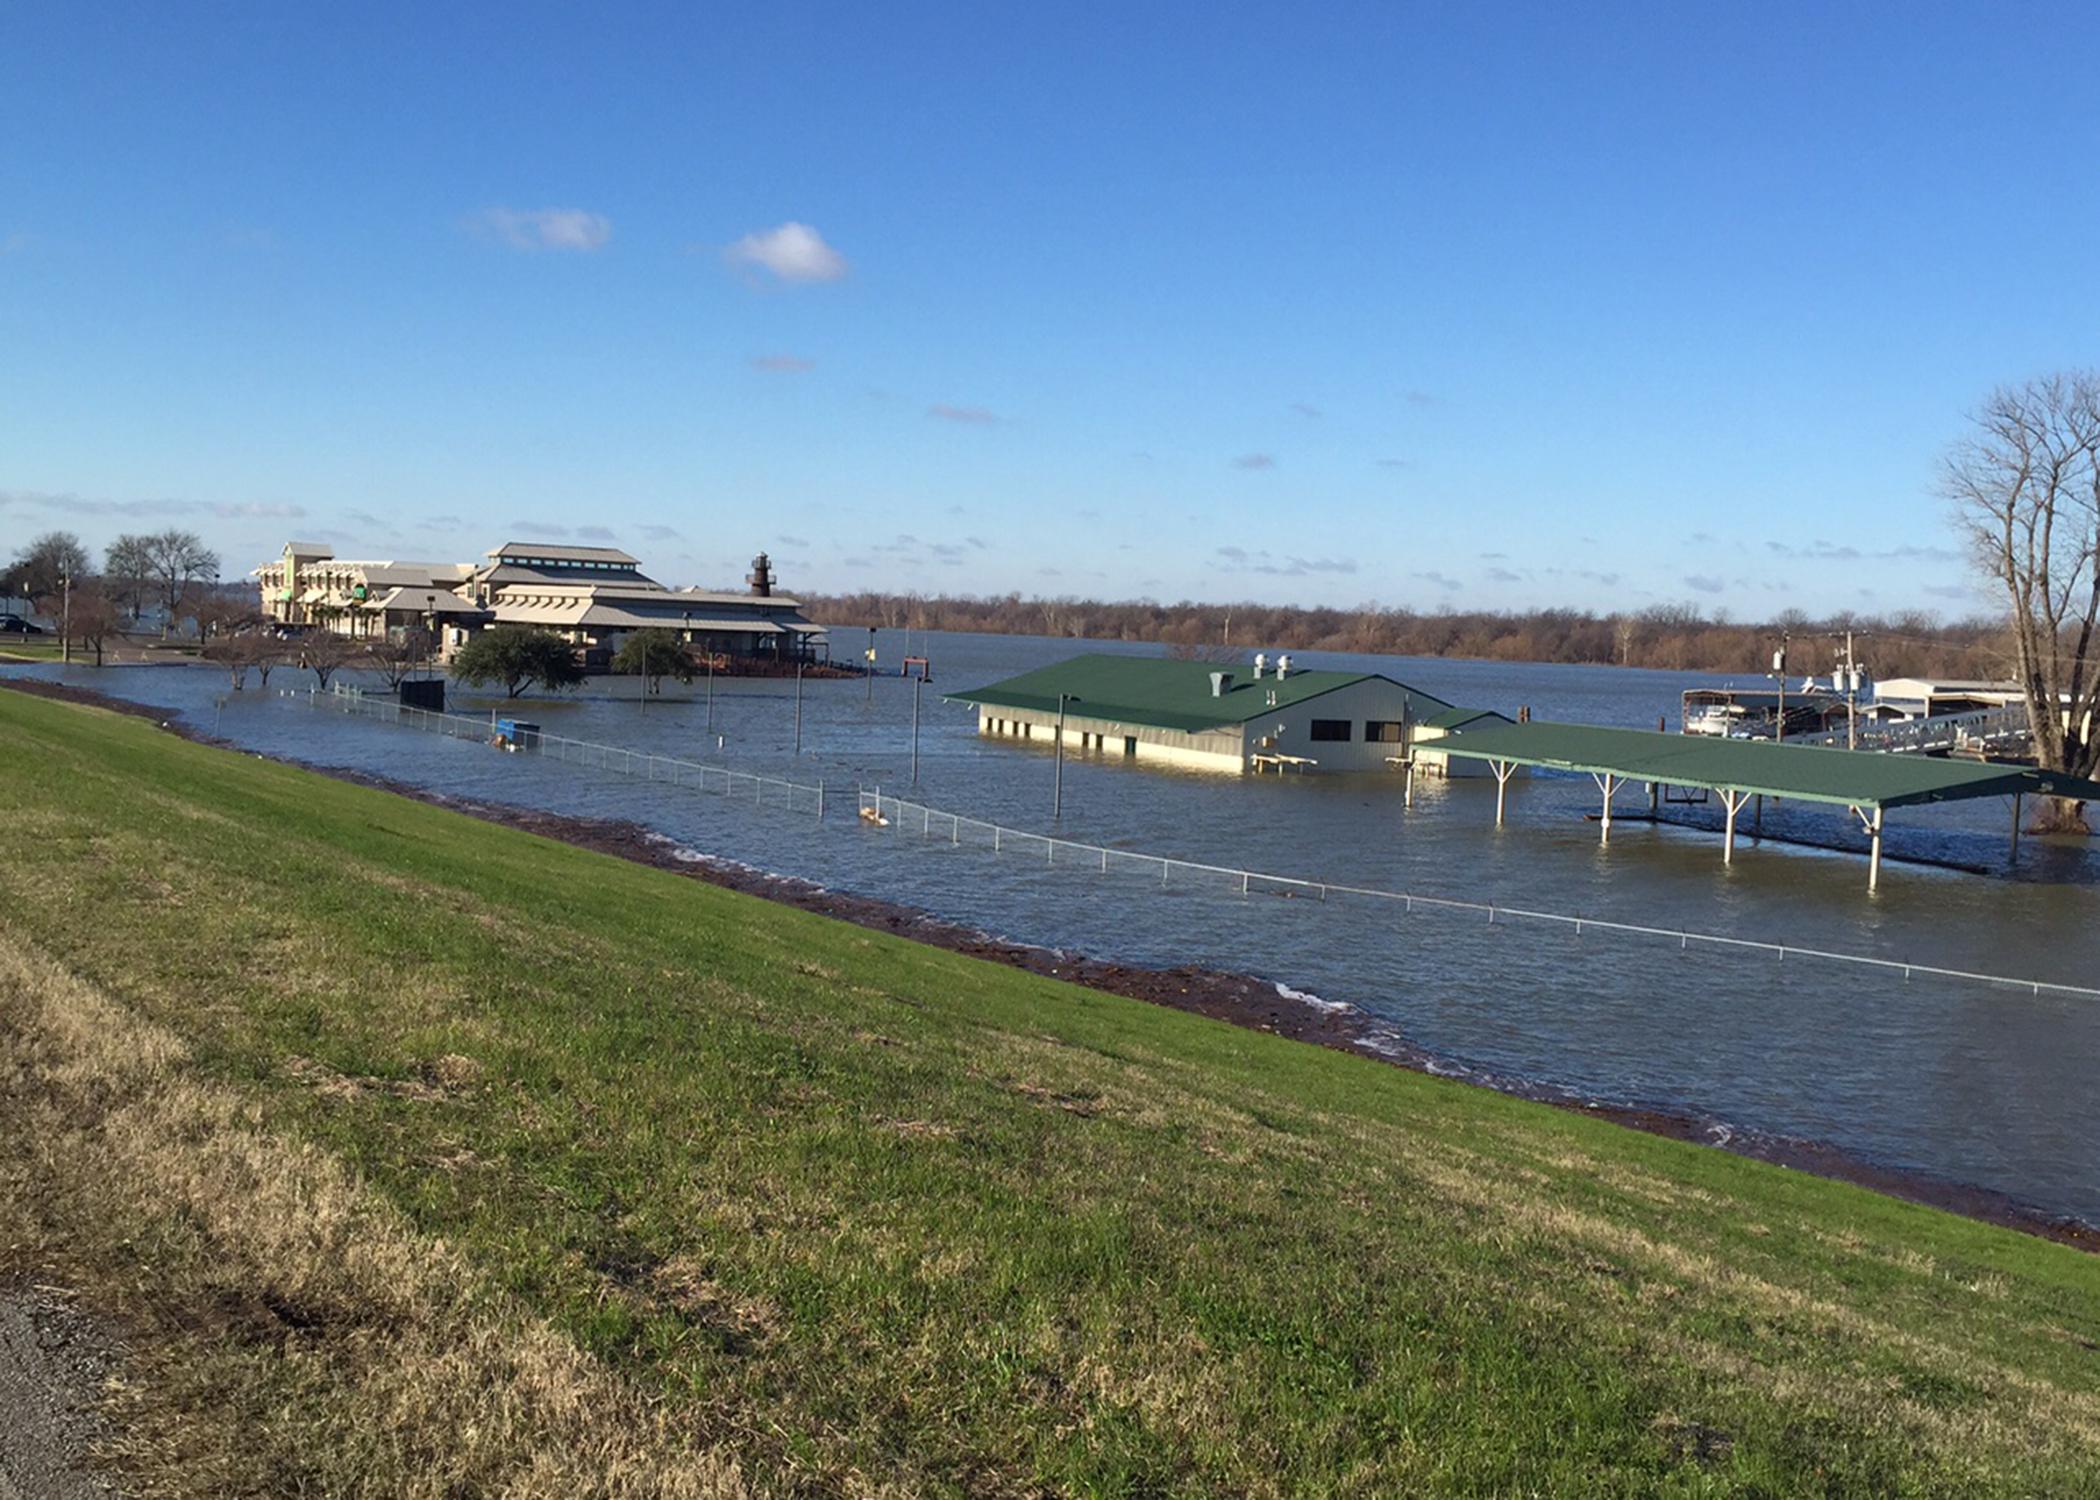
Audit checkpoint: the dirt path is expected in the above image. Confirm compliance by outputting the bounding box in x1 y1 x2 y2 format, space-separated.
0 1283 117 1500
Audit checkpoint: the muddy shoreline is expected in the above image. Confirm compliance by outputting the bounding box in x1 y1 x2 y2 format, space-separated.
11 673 2096 1252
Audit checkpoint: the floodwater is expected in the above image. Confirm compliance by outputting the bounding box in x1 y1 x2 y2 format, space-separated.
12 632 2100 1223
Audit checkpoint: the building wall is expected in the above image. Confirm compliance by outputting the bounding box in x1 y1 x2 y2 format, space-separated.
1238 677 1426 772
976 708 1248 774
972 676 1479 778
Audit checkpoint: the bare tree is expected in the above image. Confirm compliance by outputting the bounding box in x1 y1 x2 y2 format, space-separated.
144 529 221 635
366 628 434 689
251 636 284 687
299 631 359 690
6 531 90 600
1946 371 2100 830
203 634 257 690
190 592 258 644
33 580 119 665
104 534 155 620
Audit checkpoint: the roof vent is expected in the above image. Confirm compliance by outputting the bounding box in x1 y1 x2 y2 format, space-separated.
1276 653 1292 680
1209 670 1235 698
1253 653 1267 678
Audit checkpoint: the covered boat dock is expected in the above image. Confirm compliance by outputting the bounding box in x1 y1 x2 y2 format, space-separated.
1425 720 2100 890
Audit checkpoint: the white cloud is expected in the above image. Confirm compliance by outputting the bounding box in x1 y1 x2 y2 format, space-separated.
724 221 848 283
479 207 612 252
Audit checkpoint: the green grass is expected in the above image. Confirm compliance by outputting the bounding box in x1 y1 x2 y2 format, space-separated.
0 640 66 660
4 684 2099 1495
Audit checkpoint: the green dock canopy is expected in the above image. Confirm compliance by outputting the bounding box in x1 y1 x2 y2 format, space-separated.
946 653 1456 734
1438 720 2100 810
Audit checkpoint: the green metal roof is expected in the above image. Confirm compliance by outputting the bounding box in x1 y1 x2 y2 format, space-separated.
1437 719 2100 810
1420 707 1511 732
946 653 1456 734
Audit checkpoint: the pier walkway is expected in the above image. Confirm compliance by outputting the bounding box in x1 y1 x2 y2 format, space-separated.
1426 720 2100 890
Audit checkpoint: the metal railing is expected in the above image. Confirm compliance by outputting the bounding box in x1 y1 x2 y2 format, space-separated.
308 685 827 816
1791 704 2031 756
857 789 2100 1001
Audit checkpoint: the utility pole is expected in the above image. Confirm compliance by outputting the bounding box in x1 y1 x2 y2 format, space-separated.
794 658 804 754
866 627 877 704
910 674 921 784
1836 629 1861 750
706 648 715 731
60 567 72 666
1771 632 1790 743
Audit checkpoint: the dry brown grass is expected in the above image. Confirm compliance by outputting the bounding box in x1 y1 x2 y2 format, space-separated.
0 931 758 1499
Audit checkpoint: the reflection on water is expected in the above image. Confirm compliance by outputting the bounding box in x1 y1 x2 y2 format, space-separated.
13 633 2100 1222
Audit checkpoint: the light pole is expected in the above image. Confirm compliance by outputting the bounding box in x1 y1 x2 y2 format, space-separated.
911 673 921 784
1052 692 1079 819
59 567 72 666
866 626 877 704
794 657 804 754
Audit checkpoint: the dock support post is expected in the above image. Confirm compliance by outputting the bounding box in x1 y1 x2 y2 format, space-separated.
1595 772 1621 841
1722 789 1742 863
2010 792 2022 868
1403 757 1416 810
1491 760 1513 825
1648 780 1659 815
1869 806 1884 892
1753 793 1763 838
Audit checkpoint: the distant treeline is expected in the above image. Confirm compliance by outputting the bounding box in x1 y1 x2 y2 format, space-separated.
804 592 2012 680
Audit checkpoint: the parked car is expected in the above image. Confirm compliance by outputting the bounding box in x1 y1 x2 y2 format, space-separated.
0 617 49 635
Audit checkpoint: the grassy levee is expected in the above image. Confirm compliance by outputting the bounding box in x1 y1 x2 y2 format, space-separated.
2 686 2097 1495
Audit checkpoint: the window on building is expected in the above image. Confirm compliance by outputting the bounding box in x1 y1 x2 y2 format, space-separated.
1365 721 1408 743
1308 719 1352 742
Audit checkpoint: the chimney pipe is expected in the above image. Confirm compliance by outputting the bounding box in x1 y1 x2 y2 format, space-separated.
1276 653 1292 680
1209 670 1234 698
1253 652 1267 679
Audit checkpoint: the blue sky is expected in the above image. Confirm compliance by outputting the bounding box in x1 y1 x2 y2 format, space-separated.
4 2 2094 616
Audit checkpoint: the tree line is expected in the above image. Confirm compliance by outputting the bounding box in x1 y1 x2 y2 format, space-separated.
805 591 2012 682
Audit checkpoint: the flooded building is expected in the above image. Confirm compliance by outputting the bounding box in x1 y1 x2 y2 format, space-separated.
948 653 1499 775
254 541 825 664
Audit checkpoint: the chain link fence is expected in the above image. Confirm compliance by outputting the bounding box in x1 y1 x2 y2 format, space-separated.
857 788 2100 1001
308 685 827 816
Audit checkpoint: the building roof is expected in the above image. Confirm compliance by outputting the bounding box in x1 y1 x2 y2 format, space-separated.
367 587 492 617
1420 707 1511 732
946 654 1455 734
573 604 783 633
486 542 641 566
484 581 802 608
1437 719 2100 810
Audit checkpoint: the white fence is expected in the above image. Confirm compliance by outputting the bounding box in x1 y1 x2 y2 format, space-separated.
309 686 827 816
857 789 2100 1001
